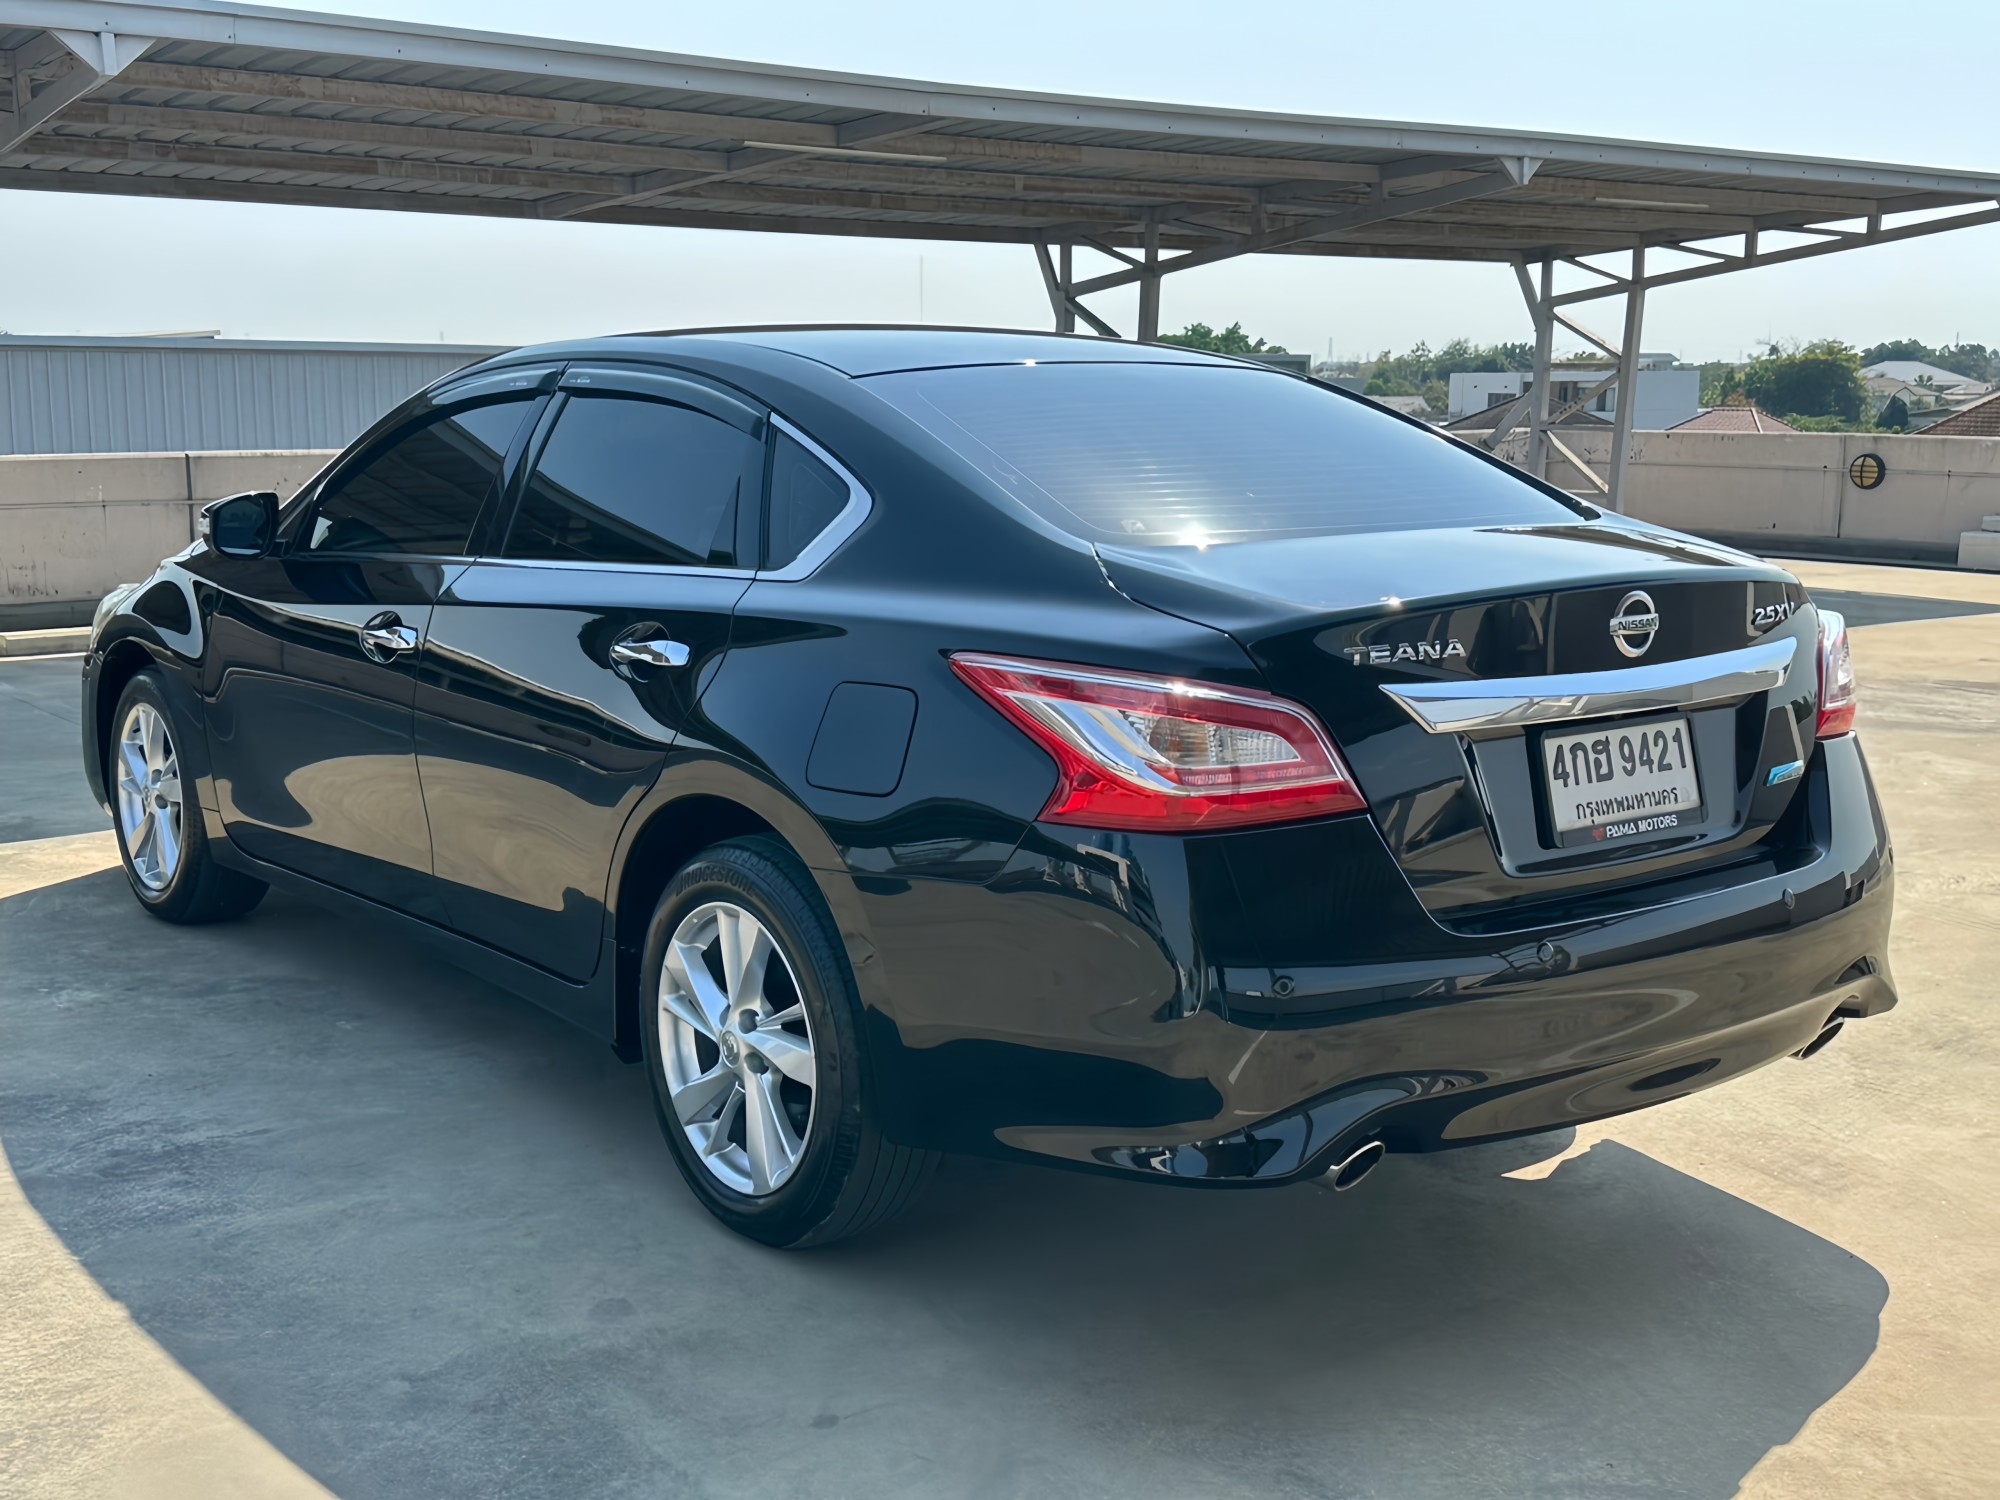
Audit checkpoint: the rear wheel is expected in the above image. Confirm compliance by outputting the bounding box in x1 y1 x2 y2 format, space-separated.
640 838 937 1247
109 671 266 924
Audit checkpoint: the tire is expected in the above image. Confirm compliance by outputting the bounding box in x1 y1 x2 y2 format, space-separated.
640 836 938 1247
107 670 267 925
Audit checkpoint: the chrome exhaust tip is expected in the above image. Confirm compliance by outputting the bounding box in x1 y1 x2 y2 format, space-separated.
1326 1140 1386 1192
1796 1019 1844 1060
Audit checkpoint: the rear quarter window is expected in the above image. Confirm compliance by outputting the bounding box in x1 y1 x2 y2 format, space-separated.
864 362 1584 546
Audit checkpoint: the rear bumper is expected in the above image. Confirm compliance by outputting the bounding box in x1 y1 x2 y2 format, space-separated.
851 731 1895 1183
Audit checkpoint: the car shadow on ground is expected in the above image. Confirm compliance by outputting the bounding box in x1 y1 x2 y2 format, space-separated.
1 869 1885 1500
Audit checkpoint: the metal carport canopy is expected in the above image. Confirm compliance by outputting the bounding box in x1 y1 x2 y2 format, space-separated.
5 0 2000 506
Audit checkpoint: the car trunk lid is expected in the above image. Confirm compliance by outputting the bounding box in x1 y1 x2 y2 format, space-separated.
1098 521 1820 928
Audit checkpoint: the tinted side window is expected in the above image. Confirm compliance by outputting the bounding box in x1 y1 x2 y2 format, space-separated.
306 400 529 555
504 395 757 567
766 432 851 569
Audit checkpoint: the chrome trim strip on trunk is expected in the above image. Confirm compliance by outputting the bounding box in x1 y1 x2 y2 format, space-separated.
1379 636 1798 735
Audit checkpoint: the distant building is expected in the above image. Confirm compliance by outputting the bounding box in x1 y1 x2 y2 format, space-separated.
1445 353 1699 430
1918 390 2000 438
1371 394 1435 420
0 334 504 455
1241 351 1313 376
1861 361 1993 423
1668 405 1799 434
1860 359 1990 396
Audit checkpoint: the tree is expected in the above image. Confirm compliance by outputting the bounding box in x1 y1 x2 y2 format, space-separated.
1936 343 1998 383
1742 340 1866 421
1699 360 1744 407
1877 394 1910 431
1360 338 1532 400
1159 321 1288 355
1860 337 1931 366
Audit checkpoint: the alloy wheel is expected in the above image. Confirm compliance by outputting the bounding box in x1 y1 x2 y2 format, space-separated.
658 901 818 1196
115 702 183 892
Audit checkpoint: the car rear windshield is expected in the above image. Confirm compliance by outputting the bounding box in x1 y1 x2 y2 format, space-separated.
863 361 1585 546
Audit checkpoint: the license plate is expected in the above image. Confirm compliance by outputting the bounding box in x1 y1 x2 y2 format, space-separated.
1541 715 1702 840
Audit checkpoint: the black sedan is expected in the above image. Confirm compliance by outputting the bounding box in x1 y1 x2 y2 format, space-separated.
81 328 1894 1246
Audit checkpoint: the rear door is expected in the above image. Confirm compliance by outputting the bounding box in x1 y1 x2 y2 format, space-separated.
199 378 547 918
416 365 764 981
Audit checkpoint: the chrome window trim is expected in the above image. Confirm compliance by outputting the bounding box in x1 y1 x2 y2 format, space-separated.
759 414 873 581
463 557 757 580
1380 636 1798 735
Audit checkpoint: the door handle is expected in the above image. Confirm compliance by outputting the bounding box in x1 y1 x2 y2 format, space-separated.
359 612 419 662
609 634 692 671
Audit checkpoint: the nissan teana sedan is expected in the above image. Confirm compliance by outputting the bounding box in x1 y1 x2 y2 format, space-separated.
82 327 1894 1246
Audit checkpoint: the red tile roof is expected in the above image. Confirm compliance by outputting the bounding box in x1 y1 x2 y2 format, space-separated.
1669 405 1799 433
1922 390 2000 438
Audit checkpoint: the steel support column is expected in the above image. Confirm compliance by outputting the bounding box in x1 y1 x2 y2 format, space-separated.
1136 220 1161 342
1605 247 1646 513
1034 239 1117 337
1525 259 1555 481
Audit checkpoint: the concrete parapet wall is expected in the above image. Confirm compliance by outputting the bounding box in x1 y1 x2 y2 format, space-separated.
1473 428 2000 559
7 433 2000 625
0 451 333 626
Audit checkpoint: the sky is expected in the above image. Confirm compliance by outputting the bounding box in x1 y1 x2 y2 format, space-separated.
5 0 1999 363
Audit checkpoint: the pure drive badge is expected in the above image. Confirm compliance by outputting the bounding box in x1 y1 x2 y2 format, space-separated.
1344 639 1467 666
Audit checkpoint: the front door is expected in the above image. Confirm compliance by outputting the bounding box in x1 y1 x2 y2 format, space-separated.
199 389 543 919
416 366 765 981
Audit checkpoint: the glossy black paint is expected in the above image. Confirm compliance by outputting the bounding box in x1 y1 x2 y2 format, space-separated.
82 327 1897 1188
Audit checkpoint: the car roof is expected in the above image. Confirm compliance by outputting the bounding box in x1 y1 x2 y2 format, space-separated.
577 325 1247 378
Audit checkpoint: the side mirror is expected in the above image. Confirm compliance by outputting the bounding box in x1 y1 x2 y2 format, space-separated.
199 491 280 558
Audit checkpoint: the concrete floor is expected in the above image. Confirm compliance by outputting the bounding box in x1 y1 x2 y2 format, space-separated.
2 562 1995 1499
0 654 108 843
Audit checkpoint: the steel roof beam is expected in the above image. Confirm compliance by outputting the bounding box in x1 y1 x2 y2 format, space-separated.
544 109 953 220
1066 169 1518 296
0 161 1523 261
4 27 163 152
59 98 734 172
1552 200 2000 305
583 178 1238 223
1513 175 1881 218
107 61 1391 186
16 131 638 193
113 60 852 148
764 158 1263 207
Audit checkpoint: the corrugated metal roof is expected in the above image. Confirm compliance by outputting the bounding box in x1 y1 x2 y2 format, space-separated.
1 0 1996 269
0 334 505 354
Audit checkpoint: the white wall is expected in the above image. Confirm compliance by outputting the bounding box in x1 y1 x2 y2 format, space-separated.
1628 369 1702 430
0 451 333 626
9 434 2000 627
1448 372 1525 419
1476 428 2000 555
1448 367 1700 427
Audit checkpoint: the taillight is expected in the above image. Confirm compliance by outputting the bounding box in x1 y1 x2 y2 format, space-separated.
949 653 1367 832
1816 609 1856 739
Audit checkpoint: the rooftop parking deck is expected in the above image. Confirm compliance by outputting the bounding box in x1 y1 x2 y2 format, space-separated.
1 559 1997 1499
